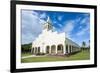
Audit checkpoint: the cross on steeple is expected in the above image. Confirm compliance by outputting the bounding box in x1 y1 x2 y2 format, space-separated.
47 16 50 22
43 16 53 31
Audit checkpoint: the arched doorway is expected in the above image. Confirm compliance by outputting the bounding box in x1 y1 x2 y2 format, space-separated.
69 45 71 53
38 47 40 53
32 47 34 54
57 44 63 54
66 45 68 53
51 45 56 54
46 46 50 54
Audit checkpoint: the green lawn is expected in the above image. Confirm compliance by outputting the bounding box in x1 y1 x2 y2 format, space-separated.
21 50 90 63
21 53 32 57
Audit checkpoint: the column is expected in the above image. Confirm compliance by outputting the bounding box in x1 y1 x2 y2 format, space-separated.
63 44 66 54
42 45 45 53
31 48 33 54
32 48 34 54
55 45 57 54
68 45 70 54
49 46 51 54
33 48 35 54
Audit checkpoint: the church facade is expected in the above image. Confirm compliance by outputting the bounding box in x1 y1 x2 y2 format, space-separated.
31 17 80 55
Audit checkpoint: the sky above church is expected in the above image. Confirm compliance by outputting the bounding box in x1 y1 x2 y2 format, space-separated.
21 10 90 46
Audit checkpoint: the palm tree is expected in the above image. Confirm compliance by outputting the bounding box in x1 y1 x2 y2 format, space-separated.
82 41 86 50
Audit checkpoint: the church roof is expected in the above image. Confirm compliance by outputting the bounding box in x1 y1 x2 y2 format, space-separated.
65 38 80 47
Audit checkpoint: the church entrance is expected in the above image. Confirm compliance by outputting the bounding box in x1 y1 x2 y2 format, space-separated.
46 46 50 54
66 45 68 53
37 47 40 53
57 44 63 54
51 45 56 54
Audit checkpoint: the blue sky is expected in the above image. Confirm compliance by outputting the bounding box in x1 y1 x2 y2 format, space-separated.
21 10 90 46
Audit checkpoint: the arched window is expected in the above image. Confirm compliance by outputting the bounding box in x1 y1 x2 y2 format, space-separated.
57 44 63 54
46 46 50 54
38 47 40 53
69 45 71 53
32 47 34 54
66 45 68 53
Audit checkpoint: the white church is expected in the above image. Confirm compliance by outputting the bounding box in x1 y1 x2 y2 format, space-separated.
31 17 80 55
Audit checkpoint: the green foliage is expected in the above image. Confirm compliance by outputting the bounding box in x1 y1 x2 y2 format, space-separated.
21 43 32 53
82 41 86 47
36 53 45 55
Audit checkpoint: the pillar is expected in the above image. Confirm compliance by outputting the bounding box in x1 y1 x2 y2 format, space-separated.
31 48 33 54
49 46 51 54
55 45 57 54
34 47 36 54
68 45 70 54
63 44 66 54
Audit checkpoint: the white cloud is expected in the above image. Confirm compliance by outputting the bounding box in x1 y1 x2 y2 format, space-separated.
62 17 82 35
58 24 62 27
63 21 74 33
62 20 74 38
53 21 57 24
80 17 89 25
40 12 47 19
58 16 63 21
76 16 90 36
21 10 46 44
61 15 89 39
76 25 89 36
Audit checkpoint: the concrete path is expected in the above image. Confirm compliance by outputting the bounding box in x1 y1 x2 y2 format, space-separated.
21 55 47 59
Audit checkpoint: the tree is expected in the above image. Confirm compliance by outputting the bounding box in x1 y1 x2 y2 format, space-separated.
21 43 32 53
82 41 86 50
82 41 86 47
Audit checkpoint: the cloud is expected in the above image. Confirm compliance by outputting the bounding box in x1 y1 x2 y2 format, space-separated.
76 16 90 36
57 24 62 27
60 14 90 46
76 25 89 36
61 17 81 38
58 16 63 21
63 21 74 33
21 10 46 44
40 12 47 19
62 20 75 38
80 17 89 25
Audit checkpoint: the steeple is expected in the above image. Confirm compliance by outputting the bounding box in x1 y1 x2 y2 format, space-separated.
43 16 53 31
47 16 50 22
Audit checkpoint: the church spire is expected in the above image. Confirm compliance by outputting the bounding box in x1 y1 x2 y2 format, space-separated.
46 16 51 24
43 16 53 31
47 16 50 22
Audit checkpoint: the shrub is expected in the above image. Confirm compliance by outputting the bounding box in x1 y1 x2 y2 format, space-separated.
36 53 45 55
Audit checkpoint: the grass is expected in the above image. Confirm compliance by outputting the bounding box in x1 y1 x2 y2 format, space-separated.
21 53 32 57
67 50 90 60
21 50 90 63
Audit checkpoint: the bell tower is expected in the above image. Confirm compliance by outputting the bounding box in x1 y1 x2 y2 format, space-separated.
43 16 53 31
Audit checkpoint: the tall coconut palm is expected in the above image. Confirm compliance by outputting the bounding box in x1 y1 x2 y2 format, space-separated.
82 41 86 50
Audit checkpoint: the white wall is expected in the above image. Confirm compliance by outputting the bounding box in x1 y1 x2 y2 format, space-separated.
0 0 99 73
